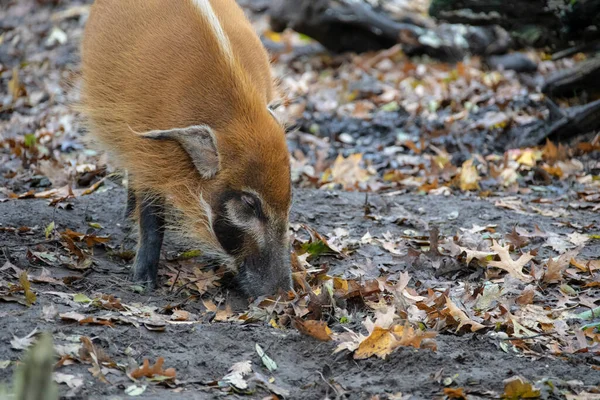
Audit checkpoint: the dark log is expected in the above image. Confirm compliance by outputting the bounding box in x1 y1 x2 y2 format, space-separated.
542 57 600 97
510 98 600 148
429 0 600 48
486 53 538 73
269 0 510 59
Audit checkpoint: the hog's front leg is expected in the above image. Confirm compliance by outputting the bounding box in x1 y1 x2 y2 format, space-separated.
132 194 165 288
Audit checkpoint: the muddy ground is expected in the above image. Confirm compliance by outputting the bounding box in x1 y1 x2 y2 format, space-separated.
1 0 600 399
1 184 599 399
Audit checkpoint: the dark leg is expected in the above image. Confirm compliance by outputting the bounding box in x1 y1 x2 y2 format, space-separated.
124 173 137 220
132 194 165 288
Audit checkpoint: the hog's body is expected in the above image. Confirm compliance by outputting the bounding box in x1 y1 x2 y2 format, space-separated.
81 0 293 297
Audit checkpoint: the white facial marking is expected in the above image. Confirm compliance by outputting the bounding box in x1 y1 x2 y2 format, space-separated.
224 199 266 248
190 0 233 61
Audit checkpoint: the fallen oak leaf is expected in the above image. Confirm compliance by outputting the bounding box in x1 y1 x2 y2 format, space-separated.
543 248 581 284
444 387 467 399
130 357 176 380
567 232 589 247
458 246 495 265
354 326 397 359
10 328 39 350
392 323 437 351
505 227 530 249
220 360 252 390
54 372 84 390
292 318 332 341
487 240 534 282
503 376 540 399
445 296 485 332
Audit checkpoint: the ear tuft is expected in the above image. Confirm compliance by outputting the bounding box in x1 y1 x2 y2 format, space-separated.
138 125 220 179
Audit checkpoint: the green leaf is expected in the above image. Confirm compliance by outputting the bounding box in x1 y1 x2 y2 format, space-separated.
23 134 36 148
45 222 55 239
73 293 92 304
381 101 400 112
255 344 277 372
0 360 10 369
178 249 202 260
301 240 330 258
88 222 103 229
575 306 600 321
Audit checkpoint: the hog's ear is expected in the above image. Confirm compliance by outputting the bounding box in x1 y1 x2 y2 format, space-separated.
138 125 220 179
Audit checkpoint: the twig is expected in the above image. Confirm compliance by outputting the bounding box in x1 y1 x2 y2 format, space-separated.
4 239 60 248
169 269 181 293
500 332 554 340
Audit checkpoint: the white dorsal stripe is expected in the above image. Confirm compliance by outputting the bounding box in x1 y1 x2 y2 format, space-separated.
190 0 233 60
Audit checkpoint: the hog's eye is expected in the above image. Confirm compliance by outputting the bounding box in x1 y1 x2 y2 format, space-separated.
240 193 263 218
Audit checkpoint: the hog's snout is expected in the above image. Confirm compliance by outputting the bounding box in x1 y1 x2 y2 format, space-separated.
236 252 292 298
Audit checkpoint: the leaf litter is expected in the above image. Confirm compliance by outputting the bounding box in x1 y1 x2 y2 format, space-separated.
0 0 599 398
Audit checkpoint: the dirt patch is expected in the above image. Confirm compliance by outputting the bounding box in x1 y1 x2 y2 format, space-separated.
1 185 598 399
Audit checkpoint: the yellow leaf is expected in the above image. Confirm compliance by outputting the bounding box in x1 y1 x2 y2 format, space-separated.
354 326 396 359
516 149 541 168
8 67 23 100
459 159 480 191
263 30 282 42
503 376 540 399
19 271 36 306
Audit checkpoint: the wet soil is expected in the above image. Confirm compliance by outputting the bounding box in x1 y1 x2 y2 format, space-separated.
1 184 599 399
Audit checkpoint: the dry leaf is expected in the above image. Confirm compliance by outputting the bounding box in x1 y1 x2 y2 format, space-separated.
10 328 39 350
487 240 533 282
354 326 397 359
130 357 176 380
293 318 332 341
544 249 580 284
171 310 190 321
503 376 540 399
322 153 371 189
459 159 480 191
444 387 467 399
445 297 485 332
19 271 37 306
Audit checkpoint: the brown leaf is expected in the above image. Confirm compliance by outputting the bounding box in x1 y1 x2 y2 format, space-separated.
505 227 530 249
171 310 190 321
515 287 535 305
444 387 467 399
445 296 485 332
79 336 113 383
392 323 437 351
60 233 86 261
292 318 332 341
130 357 176 380
543 249 580 284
